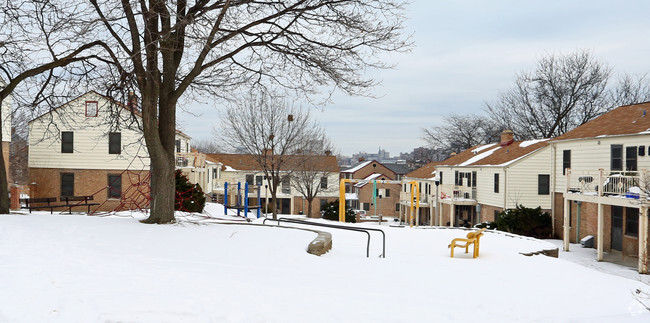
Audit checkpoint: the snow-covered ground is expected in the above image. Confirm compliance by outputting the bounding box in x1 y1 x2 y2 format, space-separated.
1 203 649 322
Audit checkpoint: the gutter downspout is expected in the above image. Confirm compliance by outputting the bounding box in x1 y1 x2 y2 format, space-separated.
576 201 581 243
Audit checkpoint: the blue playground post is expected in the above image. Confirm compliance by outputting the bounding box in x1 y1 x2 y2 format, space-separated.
224 182 229 215
244 182 249 215
256 184 261 218
237 182 242 216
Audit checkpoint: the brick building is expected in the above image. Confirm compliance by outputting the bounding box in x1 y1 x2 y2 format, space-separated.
341 160 401 218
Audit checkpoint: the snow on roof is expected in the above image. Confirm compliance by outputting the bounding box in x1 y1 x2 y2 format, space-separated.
224 165 237 172
345 193 359 200
342 160 372 173
519 138 549 148
459 146 501 166
471 143 497 154
354 173 383 188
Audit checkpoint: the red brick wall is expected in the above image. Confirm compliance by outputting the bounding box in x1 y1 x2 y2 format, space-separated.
292 196 338 218
3 141 9 187
29 168 150 212
357 183 401 217
479 204 503 223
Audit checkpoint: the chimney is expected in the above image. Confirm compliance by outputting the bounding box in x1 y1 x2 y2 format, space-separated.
263 148 273 156
127 91 138 112
500 130 514 146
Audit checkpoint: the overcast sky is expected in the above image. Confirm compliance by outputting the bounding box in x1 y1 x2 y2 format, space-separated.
178 0 650 157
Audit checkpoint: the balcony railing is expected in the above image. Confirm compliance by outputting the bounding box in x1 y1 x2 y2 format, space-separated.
175 152 206 168
439 185 476 201
566 169 648 198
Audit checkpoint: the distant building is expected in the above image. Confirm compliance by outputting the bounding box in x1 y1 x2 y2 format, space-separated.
340 160 401 217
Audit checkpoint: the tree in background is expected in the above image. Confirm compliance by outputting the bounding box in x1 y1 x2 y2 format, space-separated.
219 92 328 219
610 73 650 108
321 200 355 223
421 113 500 157
289 136 336 218
486 50 611 140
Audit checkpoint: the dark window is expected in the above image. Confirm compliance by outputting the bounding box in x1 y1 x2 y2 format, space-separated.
60 173 74 197
320 199 328 210
385 189 390 197
108 175 122 199
61 132 73 153
256 176 263 185
538 174 550 195
85 101 98 117
246 174 254 185
611 145 623 171
454 171 460 185
639 146 646 157
363 203 370 211
395 203 400 212
563 150 571 175
494 210 500 222
281 176 290 194
625 208 639 237
439 172 443 185
175 140 181 153
626 146 638 171
471 171 477 187
494 173 499 193
320 176 328 189
109 132 121 154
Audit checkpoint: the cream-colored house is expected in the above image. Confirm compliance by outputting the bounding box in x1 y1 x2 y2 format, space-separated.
399 162 439 225
1 85 11 185
550 101 650 273
28 91 213 211
206 153 340 217
414 131 551 227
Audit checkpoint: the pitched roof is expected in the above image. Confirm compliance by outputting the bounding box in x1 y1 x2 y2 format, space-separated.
205 153 339 172
552 101 650 141
341 160 372 173
406 162 440 179
383 163 413 175
438 139 549 167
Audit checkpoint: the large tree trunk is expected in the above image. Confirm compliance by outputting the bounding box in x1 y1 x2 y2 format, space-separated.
0 139 8 214
306 197 314 218
140 91 177 224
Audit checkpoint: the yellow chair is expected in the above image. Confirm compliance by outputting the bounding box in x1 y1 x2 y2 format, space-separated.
448 228 487 258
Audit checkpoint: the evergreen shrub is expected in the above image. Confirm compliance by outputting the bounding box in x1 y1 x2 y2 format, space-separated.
495 205 551 238
175 170 206 213
321 200 356 223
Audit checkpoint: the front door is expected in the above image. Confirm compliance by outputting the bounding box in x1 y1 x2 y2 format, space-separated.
611 206 623 251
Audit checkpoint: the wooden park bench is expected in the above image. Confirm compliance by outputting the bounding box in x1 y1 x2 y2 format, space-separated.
20 197 59 214
59 196 100 214
448 228 487 258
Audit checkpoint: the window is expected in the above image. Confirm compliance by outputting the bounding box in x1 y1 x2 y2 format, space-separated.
625 208 639 237
256 176 263 185
109 132 121 154
538 174 550 195
61 131 73 153
454 171 460 185
176 140 181 153
246 174 254 185
108 175 122 199
439 171 443 185
626 146 638 171
212 169 217 180
611 145 623 171
494 210 500 222
85 101 98 117
281 176 290 194
320 176 328 189
563 150 571 175
385 189 390 197
395 203 400 212
639 146 646 157
471 171 477 187
320 199 328 210
60 173 74 197
493 173 499 193
363 203 370 211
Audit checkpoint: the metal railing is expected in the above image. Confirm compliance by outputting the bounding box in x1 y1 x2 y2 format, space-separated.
566 169 648 198
262 217 386 258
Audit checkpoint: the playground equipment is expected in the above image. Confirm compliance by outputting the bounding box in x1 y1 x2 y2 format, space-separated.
338 178 420 227
224 182 262 218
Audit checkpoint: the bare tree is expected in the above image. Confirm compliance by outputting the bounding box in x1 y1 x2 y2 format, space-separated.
191 138 223 154
86 0 410 223
422 113 500 155
610 73 650 107
289 134 336 218
219 92 326 219
486 50 611 140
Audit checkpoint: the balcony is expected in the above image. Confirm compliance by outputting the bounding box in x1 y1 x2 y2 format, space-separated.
175 152 206 168
566 169 648 200
439 185 477 205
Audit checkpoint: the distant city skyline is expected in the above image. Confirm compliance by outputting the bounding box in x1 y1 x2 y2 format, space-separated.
178 0 650 156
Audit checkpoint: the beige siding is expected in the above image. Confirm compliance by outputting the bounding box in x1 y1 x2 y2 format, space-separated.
2 93 11 142
476 168 505 208
505 146 552 209
552 134 650 192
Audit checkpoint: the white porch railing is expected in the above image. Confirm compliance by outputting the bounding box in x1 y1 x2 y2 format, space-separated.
440 185 476 201
566 169 648 198
175 152 206 168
